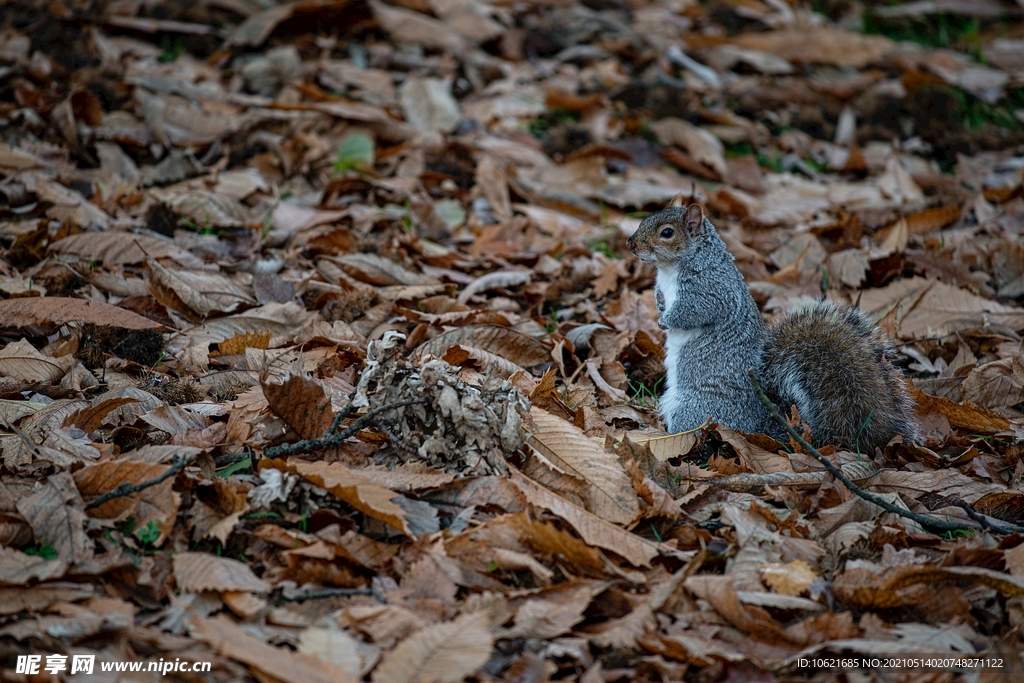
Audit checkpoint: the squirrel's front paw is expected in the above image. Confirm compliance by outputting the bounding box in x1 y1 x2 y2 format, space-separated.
655 289 665 314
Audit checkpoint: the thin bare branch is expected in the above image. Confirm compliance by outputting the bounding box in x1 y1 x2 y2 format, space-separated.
747 369 1024 536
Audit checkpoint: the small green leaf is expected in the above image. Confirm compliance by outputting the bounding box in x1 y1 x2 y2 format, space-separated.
334 133 375 173
24 544 57 559
136 520 161 545
434 199 466 229
218 458 251 477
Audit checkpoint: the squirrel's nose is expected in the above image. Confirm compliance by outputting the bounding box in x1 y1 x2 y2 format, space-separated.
626 238 636 254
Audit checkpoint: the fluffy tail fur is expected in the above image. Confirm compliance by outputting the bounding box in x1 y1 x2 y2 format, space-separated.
761 301 918 452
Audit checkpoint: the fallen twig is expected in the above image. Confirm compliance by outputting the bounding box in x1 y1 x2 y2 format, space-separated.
702 471 826 493
85 455 193 510
747 369 1024 536
951 498 1019 535
281 587 385 603
263 398 431 459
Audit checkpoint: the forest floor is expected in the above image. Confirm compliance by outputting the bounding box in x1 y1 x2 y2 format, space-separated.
2 0 1024 681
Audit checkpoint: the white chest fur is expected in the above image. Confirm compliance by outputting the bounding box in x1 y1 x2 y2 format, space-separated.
655 266 677 315
660 327 701 432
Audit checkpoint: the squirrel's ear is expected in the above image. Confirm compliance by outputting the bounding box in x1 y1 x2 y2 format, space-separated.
684 203 705 235
668 193 685 209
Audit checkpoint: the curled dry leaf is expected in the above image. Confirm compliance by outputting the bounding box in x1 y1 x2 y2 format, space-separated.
165 302 313 356
442 344 524 376
625 431 699 462
910 390 1010 433
63 395 140 432
416 324 551 368
457 269 532 306
334 253 438 287
263 458 428 538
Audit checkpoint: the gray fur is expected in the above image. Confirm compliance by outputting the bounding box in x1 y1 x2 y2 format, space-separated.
627 206 918 451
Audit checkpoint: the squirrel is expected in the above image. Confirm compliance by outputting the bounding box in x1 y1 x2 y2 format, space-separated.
625 198 918 452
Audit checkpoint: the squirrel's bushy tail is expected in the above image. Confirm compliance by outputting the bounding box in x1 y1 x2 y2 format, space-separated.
761 300 918 452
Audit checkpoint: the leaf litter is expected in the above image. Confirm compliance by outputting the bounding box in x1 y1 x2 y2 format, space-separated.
2 0 1024 681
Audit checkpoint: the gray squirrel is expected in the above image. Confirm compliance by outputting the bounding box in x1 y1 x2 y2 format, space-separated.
625 199 918 452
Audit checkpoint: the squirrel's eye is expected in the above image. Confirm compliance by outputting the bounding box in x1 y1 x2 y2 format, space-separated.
659 226 674 239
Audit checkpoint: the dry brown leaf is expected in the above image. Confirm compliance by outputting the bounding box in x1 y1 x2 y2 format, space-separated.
760 560 818 596
0 297 163 332
140 404 210 436
417 325 551 368
371 610 493 683
834 565 1024 610
173 552 270 594
625 432 699 462
155 187 252 228
527 407 641 526
369 0 467 53
0 339 70 383
354 462 457 492
334 253 438 286
0 547 68 587
911 390 1010 433
219 331 271 355
960 357 1024 409
684 574 793 642
165 302 313 357
190 477 251 545
50 231 204 268
0 583 95 615
827 249 870 288
510 468 661 568
861 277 1024 340
263 458 430 537
457 270 532 306
715 426 792 474
905 204 961 235
298 627 364 677
145 255 220 321
730 28 895 67
878 217 909 253
65 397 142 433
502 582 602 639
191 613 359 683
506 514 607 577
262 373 335 440
73 459 181 544
649 118 727 177
16 473 93 564
442 344 525 376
